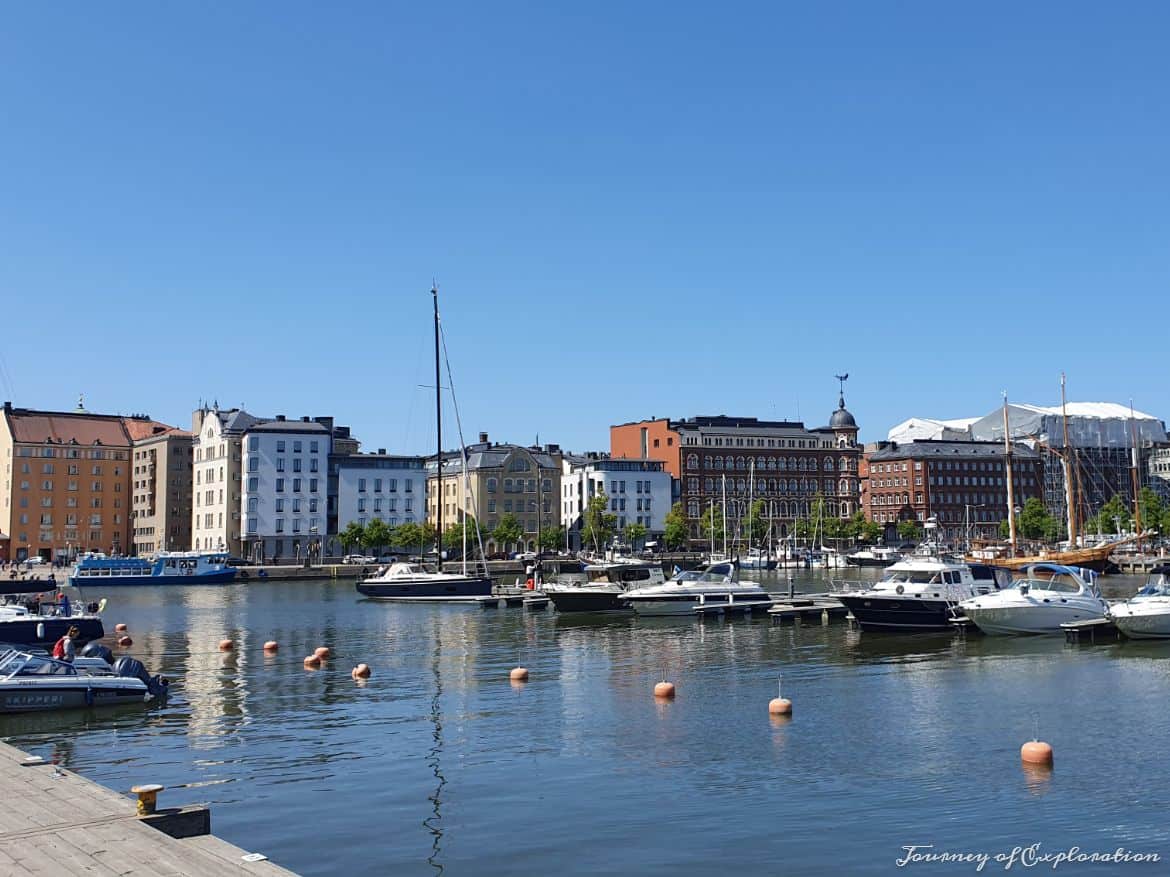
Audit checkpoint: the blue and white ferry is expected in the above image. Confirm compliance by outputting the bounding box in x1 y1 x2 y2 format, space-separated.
68 552 238 587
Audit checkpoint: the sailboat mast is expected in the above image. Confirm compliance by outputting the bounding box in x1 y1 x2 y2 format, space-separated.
433 285 443 573
721 474 728 556
1130 400 1143 552
1060 373 1077 546
1002 394 1017 557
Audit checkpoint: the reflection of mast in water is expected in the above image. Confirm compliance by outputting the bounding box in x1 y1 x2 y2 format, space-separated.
423 625 446 876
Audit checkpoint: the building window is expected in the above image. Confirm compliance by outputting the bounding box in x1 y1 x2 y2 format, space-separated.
276 441 286 452
276 478 285 492
275 518 284 533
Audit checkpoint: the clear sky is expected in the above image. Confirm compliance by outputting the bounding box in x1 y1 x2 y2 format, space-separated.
2 2 1167 454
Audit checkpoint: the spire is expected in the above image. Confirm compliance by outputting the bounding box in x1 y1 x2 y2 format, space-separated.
834 373 849 408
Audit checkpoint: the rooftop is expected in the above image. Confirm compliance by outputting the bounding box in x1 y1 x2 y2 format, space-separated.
868 439 1040 462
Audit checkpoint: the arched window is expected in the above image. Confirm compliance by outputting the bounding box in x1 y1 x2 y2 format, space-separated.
839 456 849 471
767 458 776 470
808 458 818 471
737 456 746 470
824 457 835 471
840 479 849 494
788 457 797 470
686 454 698 469
705 477 714 491
687 501 699 517
757 456 767 470
777 457 787 471
704 455 712 468
714 456 723 470
737 478 747 492
797 458 807 471
779 501 789 517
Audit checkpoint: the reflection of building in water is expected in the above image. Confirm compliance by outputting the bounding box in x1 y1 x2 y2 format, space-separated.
180 588 249 746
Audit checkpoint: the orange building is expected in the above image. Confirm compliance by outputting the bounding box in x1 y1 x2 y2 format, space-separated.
610 418 682 479
0 401 182 562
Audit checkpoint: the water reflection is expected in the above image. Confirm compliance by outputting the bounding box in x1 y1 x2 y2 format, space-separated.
424 618 445 876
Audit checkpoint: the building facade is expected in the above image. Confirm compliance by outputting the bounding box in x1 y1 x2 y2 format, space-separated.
0 400 148 562
561 454 671 551
427 437 562 554
609 418 683 480
129 425 193 556
614 394 862 546
865 439 1042 544
335 453 428 548
240 417 333 563
191 406 264 555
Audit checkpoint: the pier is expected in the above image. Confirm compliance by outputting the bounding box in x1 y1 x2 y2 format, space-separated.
0 740 297 876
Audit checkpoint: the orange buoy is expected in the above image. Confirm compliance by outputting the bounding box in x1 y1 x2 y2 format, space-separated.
352 663 371 678
263 641 279 652
303 654 321 669
114 623 128 633
314 646 331 659
654 681 676 699
510 667 529 681
117 636 132 647
768 697 793 715
1021 740 1054 765
218 639 233 651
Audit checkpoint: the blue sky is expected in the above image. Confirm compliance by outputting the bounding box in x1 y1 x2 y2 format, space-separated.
2 2 1167 454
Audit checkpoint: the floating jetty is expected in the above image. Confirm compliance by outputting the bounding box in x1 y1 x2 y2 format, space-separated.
0 740 297 875
768 594 850 625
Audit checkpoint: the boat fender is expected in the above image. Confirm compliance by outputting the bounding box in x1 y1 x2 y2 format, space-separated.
85 687 94 707
526 578 534 590
258 569 268 579
36 622 45 640
239 569 249 581
895 585 904 595
361 567 369 577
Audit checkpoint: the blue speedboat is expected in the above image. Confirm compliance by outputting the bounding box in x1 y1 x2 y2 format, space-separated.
68 552 238 587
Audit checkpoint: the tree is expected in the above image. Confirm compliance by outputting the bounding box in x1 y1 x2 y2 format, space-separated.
624 521 648 550
339 521 366 555
391 522 422 553
1017 498 1058 542
1139 487 1164 535
1085 494 1133 535
443 514 479 556
493 514 524 552
418 522 438 554
363 518 393 557
999 518 1012 540
744 499 768 547
699 503 724 546
538 525 565 552
663 502 688 550
580 494 617 552
859 519 883 543
897 519 921 542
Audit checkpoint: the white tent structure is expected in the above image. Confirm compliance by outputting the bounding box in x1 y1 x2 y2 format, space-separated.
968 402 1166 448
887 417 979 444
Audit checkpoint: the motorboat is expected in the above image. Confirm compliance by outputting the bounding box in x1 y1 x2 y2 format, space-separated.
809 547 848 569
738 548 778 571
69 551 237 586
845 546 903 568
545 559 665 613
0 600 104 647
356 562 493 603
1109 564 1170 639
620 561 773 617
0 646 168 713
958 563 1109 635
833 551 1009 632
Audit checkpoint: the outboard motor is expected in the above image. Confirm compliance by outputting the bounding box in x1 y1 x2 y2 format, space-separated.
80 642 114 665
112 656 170 700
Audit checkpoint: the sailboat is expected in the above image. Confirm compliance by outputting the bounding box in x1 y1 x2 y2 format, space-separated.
356 287 494 602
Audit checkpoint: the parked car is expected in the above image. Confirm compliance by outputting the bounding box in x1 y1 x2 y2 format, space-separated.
512 551 538 562
24 557 46 566
485 552 508 561
343 554 377 564
224 556 250 567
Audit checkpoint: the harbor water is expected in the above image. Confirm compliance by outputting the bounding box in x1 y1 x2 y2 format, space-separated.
3 569 1168 875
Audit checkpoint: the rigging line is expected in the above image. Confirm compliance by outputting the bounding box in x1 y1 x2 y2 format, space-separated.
0 347 16 398
439 322 488 570
401 312 429 455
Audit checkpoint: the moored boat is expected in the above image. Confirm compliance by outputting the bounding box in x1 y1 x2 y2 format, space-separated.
0 646 167 713
959 563 1109 635
845 546 902 568
545 559 665 613
0 602 104 647
68 552 237 587
620 561 772 617
1109 564 1170 639
356 562 493 602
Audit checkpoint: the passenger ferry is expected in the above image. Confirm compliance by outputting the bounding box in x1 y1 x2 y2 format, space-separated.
68 552 238 587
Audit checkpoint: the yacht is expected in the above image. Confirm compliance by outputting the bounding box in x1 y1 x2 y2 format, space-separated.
958 563 1109 635
545 559 665 613
1108 564 1170 639
620 561 773 617
0 601 104 647
356 562 493 603
833 552 1008 632
738 548 778 571
0 647 167 713
845 546 902 568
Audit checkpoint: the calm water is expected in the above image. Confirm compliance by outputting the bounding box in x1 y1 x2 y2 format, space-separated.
4 570 1169 876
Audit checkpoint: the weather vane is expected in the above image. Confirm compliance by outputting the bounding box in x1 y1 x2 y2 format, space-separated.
834 373 849 402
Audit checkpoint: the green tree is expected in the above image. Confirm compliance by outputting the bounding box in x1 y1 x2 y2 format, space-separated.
391 522 422 553
699 503 724 546
538 525 565 552
1017 498 1058 542
418 521 438 554
663 502 689 550
999 518 1012 540
897 519 922 542
744 499 769 547
580 494 617 552
1139 487 1164 534
1086 494 1133 535
624 521 648 550
849 510 881 544
339 521 366 554
362 518 393 556
493 513 524 551
442 515 479 556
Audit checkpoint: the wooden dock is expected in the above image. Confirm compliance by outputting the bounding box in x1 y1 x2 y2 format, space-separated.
768 594 850 625
1061 617 1119 644
0 740 297 876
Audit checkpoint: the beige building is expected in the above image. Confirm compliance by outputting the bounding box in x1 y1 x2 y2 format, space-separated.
129 424 194 556
191 405 265 555
427 436 562 554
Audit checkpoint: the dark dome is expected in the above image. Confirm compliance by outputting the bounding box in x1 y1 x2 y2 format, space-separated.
830 398 857 429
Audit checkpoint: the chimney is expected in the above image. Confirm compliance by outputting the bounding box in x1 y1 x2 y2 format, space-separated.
276 415 286 422
479 432 488 443
378 448 386 455
301 416 310 422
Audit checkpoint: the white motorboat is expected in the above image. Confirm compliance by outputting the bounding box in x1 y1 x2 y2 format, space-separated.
958 563 1109 635
1109 564 1170 639
845 546 903 568
545 559 665 613
738 548 777 571
620 561 773 617
0 647 168 713
833 549 1009 632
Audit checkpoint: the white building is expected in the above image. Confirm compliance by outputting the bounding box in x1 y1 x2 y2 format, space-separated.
561 454 672 551
240 416 333 563
335 453 428 533
191 406 265 555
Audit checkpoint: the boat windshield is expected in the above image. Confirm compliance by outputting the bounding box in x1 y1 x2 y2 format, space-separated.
0 651 77 678
882 571 943 585
672 571 705 583
1137 577 1170 597
1013 571 1083 593
698 563 734 584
